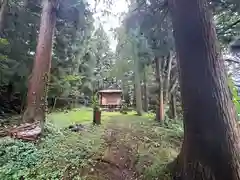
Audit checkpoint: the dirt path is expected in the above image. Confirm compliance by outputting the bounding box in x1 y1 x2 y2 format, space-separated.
82 121 140 179
80 115 181 180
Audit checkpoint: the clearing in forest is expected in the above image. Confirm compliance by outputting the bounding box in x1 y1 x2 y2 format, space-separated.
81 117 182 180
60 111 183 180
0 109 183 180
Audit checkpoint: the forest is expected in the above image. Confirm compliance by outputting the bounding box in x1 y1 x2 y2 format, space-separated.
0 0 240 179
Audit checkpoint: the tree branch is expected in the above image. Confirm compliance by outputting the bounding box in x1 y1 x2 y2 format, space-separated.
224 58 240 64
131 0 168 13
169 77 178 94
217 19 240 35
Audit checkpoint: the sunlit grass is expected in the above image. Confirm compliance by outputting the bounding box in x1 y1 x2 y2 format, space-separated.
47 107 124 129
47 107 92 128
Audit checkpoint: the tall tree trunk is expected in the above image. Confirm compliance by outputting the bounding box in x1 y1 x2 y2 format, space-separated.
134 64 143 115
164 51 174 103
121 78 125 101
169 0 240 179
22 0 58 129
155 56 164 121
143 66 148 112
169 77 178 94
0 0 8 35
133 83 136 108
169 93 177 119
134 57 143 115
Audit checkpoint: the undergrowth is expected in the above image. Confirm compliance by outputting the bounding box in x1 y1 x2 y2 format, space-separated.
0 138 40 179
0 110 183 180
0 123 105 180
121 117 183 179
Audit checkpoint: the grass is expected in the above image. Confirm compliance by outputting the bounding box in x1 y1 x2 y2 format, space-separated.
48 107 122 129
48 107 92 128
0 108 183 180
48 107 154 129
102 115 183 179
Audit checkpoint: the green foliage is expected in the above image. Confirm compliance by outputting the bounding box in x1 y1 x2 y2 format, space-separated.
0 38 9 62
101 114 182 180
0 38 9 46
0 138 41 179
0 108 183 180
137 120 182 180
31 128 104 180
0 0 116 110
214 5 240 46
0 124 104 179
229 78 240 117
64 75 82 82
91 93 101 110
0 109 126 179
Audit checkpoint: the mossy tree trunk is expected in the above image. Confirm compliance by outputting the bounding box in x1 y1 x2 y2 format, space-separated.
169 0 240 179
22 0 58 129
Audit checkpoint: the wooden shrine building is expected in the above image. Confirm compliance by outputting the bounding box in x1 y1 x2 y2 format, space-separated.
98 89 122 110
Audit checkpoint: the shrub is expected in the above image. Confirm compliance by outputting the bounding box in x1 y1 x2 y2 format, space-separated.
0 138 41 179
229 78 240 118
0 122 104 179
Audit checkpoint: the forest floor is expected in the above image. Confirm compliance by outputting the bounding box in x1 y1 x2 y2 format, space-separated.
0 108 183 180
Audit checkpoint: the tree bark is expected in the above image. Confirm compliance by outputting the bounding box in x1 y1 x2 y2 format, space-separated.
134 57 143 115
169 93 177 119
169 77 178 94
164 51 174 103
0 0 8 35
22 0 58 129
143 65 148 112
133 83 136 108
169 0 240 179
155 56 164 121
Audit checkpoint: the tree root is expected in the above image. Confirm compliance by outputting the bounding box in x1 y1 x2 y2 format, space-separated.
167 153 183 180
